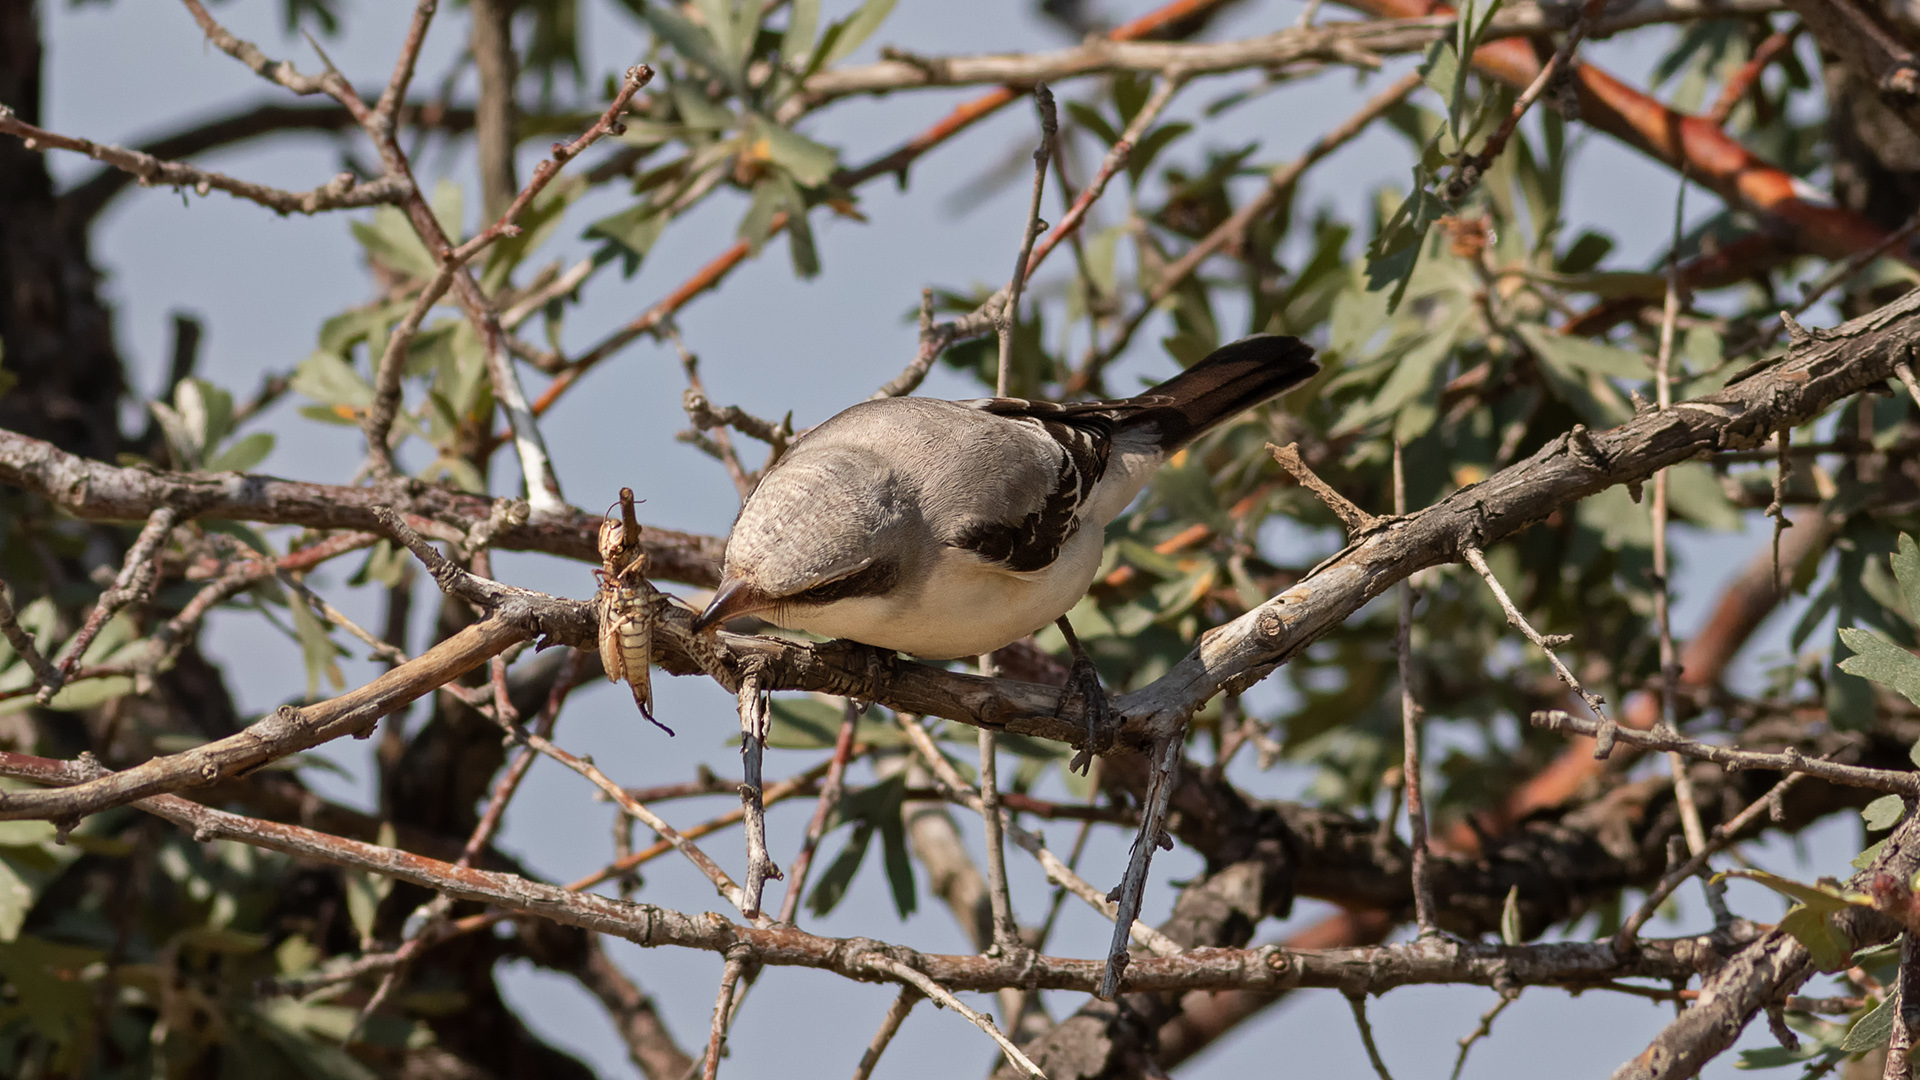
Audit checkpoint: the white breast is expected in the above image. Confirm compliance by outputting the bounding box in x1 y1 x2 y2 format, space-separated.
772 526 1107 659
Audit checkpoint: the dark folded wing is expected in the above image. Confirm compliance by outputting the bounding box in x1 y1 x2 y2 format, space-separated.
944 402 1117 573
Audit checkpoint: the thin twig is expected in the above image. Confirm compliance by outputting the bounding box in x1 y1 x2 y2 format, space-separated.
1348 993 1396 1080
276 567 407 665
372 0 439 129
0 583 62 694
1463 546 1613 751
777 700 860 925
1270 442 1379 534
850 987 921 1080
735 669 781 919
43 507 178 703
519 726 771 925
1444 0 1609 200
1449 991 1517 1080
1705 26 1799 126
863 955 1046 1079
1082 69 1419 387
1395 442 1436 935
1100 733 1183 998
875 289 943 399
1650 176 1709 859
701 950 749 1080
1890 935 1920 1079
996 85 1058 397
1894 358 1920 414
1614 771 1806 949
978 723 1021 952
1024 73 1184 274
895 716 1179 957
1532 710 1920 795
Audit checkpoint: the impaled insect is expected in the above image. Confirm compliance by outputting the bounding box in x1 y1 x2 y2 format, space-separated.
596 487 672 735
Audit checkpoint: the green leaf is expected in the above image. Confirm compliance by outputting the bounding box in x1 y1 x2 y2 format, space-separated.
1066 101 1120 147
1420 41 1459 109
1516 326 1649 380
148 400 202 470
351 206 439 282
776 173 821 278
1854 837 1888 870
0 855 33 941
781 0 820 70
1715 868 1869 912
1838 627 1920 707
0 821 54 847
1864 794 1907 832
585 203 669 275
766 695 846 748
877 813 917 919
1500 885 1522 945
1779 903 1857 973
4 674 137 715
754 118 838 187
292 351 375 410
639 4 742 94
1843 994 1897 1053
0 935 103 1041
205 431 276 473
806 821 873 917
1893 534 1920 624
287 589 345 699
816 0 896 68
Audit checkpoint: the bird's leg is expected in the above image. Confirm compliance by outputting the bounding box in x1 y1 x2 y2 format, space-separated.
1054 616 1115 774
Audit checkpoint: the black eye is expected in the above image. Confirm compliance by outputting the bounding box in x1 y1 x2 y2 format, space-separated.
788 560 899 605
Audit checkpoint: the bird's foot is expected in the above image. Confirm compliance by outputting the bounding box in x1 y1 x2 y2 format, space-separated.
1055 618 1116 774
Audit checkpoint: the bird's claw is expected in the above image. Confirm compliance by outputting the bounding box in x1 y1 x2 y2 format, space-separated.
1059 653 1115 775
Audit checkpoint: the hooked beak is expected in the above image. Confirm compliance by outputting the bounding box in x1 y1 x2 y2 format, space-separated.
691 578 776 633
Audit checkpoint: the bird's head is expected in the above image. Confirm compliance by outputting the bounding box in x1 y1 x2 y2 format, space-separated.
692 447 910 633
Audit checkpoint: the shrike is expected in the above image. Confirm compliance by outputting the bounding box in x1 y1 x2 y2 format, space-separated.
693 334 1318 753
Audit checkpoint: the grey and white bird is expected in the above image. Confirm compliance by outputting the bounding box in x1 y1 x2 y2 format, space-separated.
692 334 1318 739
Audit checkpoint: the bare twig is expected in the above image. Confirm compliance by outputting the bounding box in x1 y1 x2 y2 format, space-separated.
42 507 178 703
850 987 922 1080
1705 26 1800 125
1895 358 1920 414
735 669 781 918
863 955 1046 1079
776 700 860 925
179 0 359 102
1270 442 1379 534
1395 443 1435 935
996 85 1058 397
0 108 405 214
1084 69 1420 384
1101 734 1183 998
701 950 749 1080
1648 177 1710 860
1024 73 1184 274
896 716 1179 957
1444 0 1610 200
1463 547 1612 752
1614 771 1807 949
1891 936 1920 1079
978 723 1021 953
1348 993 1396 1080
523 723 771 925
1449 992 1518 1080
0 583 62 695
1532 710 1920 795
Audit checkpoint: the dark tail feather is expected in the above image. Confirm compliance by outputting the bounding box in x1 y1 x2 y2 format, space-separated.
1133 334 1319 451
